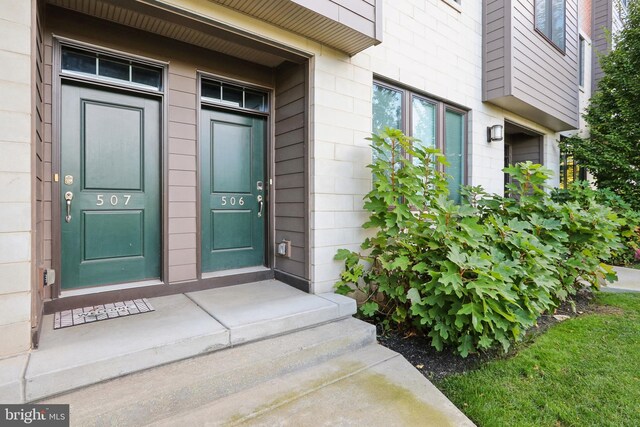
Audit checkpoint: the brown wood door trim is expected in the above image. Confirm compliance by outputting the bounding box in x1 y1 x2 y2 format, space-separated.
50 38 168 299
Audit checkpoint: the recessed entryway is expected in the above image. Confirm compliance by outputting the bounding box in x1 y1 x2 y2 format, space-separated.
503 121 543 192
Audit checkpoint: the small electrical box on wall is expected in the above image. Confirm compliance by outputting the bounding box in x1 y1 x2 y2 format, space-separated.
43 269 55 286
277 239 292 258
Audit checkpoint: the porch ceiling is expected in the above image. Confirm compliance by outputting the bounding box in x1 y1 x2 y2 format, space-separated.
208 0 380 55
46 0 295 67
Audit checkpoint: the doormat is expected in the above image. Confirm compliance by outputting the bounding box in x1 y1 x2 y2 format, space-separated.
53 299 154 329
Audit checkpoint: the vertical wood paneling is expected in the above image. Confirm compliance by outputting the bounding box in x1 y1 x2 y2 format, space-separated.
274 62 307 279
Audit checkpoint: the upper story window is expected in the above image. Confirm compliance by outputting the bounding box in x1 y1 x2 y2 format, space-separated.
372 81 467 203
535 0 566 52
61 46 162 90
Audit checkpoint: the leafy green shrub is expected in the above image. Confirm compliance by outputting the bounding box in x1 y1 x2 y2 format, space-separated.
336 128 624 357
552 183 640 267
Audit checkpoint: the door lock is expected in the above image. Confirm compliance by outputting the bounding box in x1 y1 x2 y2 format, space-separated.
64 191 73 223
257 181 263 191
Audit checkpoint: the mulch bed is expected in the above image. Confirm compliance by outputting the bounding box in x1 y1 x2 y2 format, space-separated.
377 290 598 382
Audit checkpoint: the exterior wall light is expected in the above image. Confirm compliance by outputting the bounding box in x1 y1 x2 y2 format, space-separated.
487 124 504 142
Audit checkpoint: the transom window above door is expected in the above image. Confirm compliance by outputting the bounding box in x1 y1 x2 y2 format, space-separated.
61 46 163 90
201 79 268 113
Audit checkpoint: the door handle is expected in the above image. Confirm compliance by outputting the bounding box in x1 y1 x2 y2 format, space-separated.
64 191 73 223
257 195 263 218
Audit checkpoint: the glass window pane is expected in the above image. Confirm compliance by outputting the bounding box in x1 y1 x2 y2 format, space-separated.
412 97 436 151
222 84 243 108
445 110 465 203
132 65 161 89
98 58 130 81
536 0 565 50
245 90 266 111
551 0 566 49
535 0 549 35
61 48 96 74
202 81 221 100
372 84 402 134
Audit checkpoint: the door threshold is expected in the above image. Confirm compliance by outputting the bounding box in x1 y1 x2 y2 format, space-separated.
202 266 271 279
59 279 164 298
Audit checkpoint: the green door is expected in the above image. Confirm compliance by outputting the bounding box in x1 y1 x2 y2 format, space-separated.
60 85 161 289
201 109 266 272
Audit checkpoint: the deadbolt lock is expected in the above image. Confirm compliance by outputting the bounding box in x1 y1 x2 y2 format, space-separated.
64 175 74 185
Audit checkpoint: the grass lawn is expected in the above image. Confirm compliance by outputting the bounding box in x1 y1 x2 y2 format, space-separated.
437 293 640 427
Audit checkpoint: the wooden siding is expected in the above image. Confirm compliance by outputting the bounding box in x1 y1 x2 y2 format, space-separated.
591 0 611 92
32 0 46 336
592 0 626 92
210 0 381 55
484 0 509 101
274 62 308 280
510 134 542 164
483 0 580 131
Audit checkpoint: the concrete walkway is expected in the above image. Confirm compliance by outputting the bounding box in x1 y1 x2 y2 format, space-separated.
0 280 355 403
1 279 473 426
41 320 474 426
602 266 640 293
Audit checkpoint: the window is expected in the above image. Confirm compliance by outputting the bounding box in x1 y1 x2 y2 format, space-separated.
372 81 467 203
535 0 566 51
578 36 585 86
61 46 162 90
559 139 586 189
201 79 268 113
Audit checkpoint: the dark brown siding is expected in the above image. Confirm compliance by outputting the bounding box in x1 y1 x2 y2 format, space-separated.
32 0 46 338
483 0 580 131
274 62 308 280
592 0 626 92
510 134 542 164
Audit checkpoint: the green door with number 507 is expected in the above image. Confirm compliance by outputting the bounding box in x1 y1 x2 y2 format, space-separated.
60 85 161 289
201 109 265 272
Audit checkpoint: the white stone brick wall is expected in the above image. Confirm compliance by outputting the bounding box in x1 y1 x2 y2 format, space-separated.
309 0 568 292
0 0 33 357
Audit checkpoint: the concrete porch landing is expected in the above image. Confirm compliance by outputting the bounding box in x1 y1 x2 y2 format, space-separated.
1 280 355 403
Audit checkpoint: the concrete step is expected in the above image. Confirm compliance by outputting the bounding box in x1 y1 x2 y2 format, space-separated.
24 281 356 403
40 317 376 426
154 344 475 426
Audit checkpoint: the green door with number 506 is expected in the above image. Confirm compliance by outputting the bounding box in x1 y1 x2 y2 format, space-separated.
201 109 265 272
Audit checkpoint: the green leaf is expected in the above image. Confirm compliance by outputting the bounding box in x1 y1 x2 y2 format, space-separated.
457 335 474 358
390 255 411 271
360 301 379 317
407 288 422 305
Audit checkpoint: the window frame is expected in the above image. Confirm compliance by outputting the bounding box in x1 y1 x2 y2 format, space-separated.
534 0 568 54
578 35 585 87
372 80 468 191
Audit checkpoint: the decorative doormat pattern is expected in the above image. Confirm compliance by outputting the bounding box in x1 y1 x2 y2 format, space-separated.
53 299 154 329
